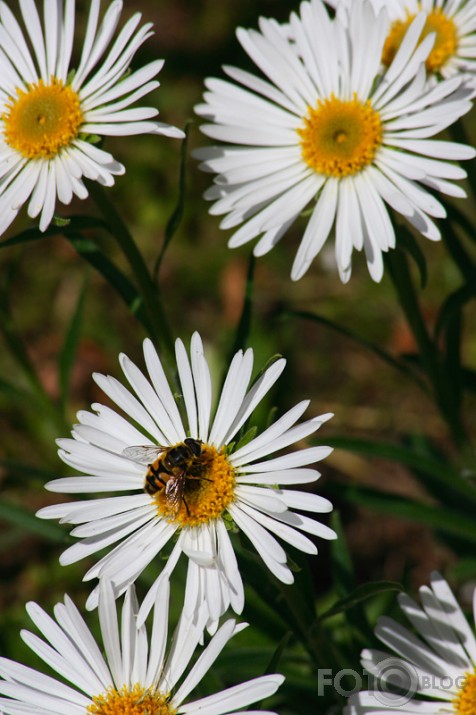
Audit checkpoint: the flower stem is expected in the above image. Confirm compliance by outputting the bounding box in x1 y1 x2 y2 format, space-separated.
87 182 176 368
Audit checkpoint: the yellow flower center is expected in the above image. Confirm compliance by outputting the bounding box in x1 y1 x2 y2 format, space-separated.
147 443 236 528
87 684 174 715
2 78 83 159
382 9 458 74
297 95 382 178
454 669 476 715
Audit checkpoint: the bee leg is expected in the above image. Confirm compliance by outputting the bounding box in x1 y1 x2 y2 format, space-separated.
188 475 212 483
182 495 191 517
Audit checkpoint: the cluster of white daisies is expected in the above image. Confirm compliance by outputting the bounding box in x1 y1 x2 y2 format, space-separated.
1 1 476 714
1 0 475 280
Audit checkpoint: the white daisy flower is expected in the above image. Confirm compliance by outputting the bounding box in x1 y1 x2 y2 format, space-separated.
0 0 184 236
194 0 475 283
37 332 335 627
328 0 476 79
0 578 284 715
347 572 476 715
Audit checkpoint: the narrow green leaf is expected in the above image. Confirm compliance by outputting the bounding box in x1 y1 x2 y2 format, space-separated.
441 215 476 285
285 309 428 393
236 540 316 656
0 500 67 543
385 249 439 385
330 512 374 643
330 512 355 598
0 216 108 249
448 119 476 195
263 632 293 676
434 284 475 341
87 181 176 363
441 298 464 426
397 227 428 289
233 425 258 452
154 121 191 281
59 273 89 410
448 557 476 581
316 435 476 504
330 482 476 544
0 377 38 405
66 233 148 329
461 368 476 393
319 581 402 621
241 354 285 399
0 300 46 401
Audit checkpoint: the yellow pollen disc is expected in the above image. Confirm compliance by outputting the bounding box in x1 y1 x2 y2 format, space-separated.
2 78 83 160
382 9 458 74
151 444 236 528
454 669 476 715
87 684 174 715
297 95 382 178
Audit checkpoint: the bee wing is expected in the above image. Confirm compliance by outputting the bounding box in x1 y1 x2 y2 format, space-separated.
165 477 186 516
122 445 164 464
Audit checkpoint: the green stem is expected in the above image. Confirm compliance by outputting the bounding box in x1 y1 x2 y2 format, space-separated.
449 119 476 197
87 182 176 368
385 250 468 448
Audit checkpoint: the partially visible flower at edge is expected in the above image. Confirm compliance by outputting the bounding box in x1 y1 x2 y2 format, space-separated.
37 331 335 630
327 0 476 79
0 0 184 237
346 571 476 715
0 578 284 715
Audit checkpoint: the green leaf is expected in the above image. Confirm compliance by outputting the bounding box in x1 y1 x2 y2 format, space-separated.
236 539 317 656
154 121 191 280
284 309 428 393
233 425 258 452
0 216 108 249
397 226 428 289
331 481 476 544
440 292 466 426
53 216 71 227
330 512 374 643
58 273 89 410
0 300 46 402
263 632 293 676
384 249 439 390
461 367 476 393
0 500 67 543
249 354 284 390
316 435 476 505
330 511 355 598
441 215 476 285
434 284 475 341
319 581 402 621
0 377 38 406
66 233 148 328
448 119 476 195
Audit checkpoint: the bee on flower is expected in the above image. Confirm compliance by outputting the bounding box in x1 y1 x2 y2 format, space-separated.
37 333 335 629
